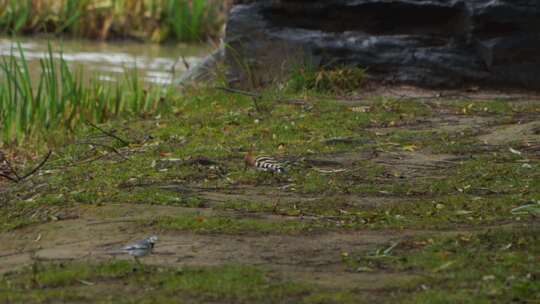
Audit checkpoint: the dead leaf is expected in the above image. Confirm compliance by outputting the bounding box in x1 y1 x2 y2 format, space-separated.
509 147 522 156
350 106 371 113
402 145 418 152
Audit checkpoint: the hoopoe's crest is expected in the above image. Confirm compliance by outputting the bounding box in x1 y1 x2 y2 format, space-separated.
245 152 287 174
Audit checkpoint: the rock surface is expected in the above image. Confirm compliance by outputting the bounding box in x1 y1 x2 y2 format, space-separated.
224 0 540 89
177 47 225 86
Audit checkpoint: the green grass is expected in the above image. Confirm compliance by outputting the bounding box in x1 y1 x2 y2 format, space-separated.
343 227 540 303
0 43 176 146
165 0 216 42
2 82 539 232
287 65 366 94
1 261 378 303
0 262 313 303
5 150 537 232
144 213 320 234
1 75 539 302
0 0 223 43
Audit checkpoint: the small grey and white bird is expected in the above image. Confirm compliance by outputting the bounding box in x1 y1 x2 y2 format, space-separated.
122 236 158 262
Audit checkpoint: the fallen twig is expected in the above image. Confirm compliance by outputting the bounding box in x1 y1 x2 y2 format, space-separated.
511 202 540 216
0 150 20 181
0 150 52 183
0 172 19 182
0 250 35 259
85 120 129 146
19 150 53 181
77 279 96 286
87 219 138 226
75 141 128 160
215 86 262 98
5 159 20 181
312 167 348 174
215 86 264 113
181 55 190 70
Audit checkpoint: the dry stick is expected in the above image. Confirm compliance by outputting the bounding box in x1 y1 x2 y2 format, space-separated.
71 154 108 166
215 86 262 98
0 250 35 259
215 86 309 104
19 150 52 181
215 87 314 113
373 159 449 169
2 155 21 181
1 150 52 183
0 172 19 182
0 150 52 183
181 55 190 70
87 219 138 226
169 56 180 78
75 141 128 160
85 120 129 146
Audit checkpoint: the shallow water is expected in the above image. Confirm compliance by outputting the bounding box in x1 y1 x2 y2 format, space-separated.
0 36 211 85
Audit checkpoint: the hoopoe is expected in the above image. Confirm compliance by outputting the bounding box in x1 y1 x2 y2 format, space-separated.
244 152 287 174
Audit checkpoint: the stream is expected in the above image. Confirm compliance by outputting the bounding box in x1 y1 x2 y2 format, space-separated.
0 36 210 86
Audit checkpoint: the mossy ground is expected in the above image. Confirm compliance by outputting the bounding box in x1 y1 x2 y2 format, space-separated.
342 228 540 303
0 86 539 303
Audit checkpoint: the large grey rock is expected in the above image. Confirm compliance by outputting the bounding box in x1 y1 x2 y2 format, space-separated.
177 47 225 86
225 0 540 89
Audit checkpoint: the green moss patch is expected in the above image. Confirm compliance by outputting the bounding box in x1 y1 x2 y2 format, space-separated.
0 261 377 303
344 227 540 303
143 213 322 235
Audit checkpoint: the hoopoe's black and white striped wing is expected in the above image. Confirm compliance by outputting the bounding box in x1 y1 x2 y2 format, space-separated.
254 156 286 174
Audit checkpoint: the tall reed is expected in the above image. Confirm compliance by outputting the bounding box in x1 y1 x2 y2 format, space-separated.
0 43 174 146
0 0 224 43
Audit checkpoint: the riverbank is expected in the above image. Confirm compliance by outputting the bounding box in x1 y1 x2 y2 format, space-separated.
0 39 213 148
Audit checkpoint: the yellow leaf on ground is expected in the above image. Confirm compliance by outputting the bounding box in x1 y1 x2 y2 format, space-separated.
402 145 418 152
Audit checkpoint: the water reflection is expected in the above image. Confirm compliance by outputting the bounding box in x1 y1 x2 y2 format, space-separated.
0 37 210 85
